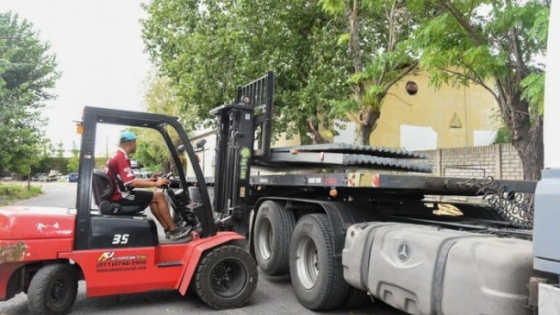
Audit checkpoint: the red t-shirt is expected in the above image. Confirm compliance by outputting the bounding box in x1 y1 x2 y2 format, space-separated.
104 149 136 201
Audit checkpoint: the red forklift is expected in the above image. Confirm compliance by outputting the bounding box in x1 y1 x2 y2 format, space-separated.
0 105 258 315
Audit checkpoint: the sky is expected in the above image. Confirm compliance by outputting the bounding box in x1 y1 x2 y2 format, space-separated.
0 0 153 157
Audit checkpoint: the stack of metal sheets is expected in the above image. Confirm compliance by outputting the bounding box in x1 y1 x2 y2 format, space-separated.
252 143 433 173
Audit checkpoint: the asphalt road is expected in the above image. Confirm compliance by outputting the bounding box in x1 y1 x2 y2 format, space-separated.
0 181 406 315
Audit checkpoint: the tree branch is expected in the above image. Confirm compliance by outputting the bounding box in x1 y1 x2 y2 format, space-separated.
436 66 501 105
383 61 419 93
385 92 414 107
510 27 528 80
435 0 486 46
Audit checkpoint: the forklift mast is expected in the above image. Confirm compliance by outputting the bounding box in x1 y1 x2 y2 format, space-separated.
210 72 274 237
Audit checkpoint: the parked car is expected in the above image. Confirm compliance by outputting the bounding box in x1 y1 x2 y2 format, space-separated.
39 175 57 182
68 172 79 183
31 173 45 181
58 175 69 182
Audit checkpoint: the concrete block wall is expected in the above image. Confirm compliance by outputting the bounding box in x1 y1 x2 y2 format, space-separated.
416 144 524 180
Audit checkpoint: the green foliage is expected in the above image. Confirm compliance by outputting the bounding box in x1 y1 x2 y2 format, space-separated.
319 0 346 14
94 157 107 170
131 74 185 170
411 0 549 179
521 72 545 116
318 0 425 144
0 12 60 176
492 124 512 145
412 0 548 115
0 184 42 205
141 0 351 142
66 149 80 172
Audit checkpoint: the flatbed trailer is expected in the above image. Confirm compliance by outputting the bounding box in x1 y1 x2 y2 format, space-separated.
177 71 556 314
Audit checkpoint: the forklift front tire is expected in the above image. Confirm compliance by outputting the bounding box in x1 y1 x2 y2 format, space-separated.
192 245 258 310
27 263 78 315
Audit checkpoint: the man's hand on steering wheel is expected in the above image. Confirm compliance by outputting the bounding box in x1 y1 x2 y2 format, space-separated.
149 172 160 181
155 178 170 187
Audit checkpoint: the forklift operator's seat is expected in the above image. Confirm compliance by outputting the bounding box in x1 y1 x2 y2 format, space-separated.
92 169 146 216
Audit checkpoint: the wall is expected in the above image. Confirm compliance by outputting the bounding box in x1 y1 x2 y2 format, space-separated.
416 143 524 180
331 70 500 150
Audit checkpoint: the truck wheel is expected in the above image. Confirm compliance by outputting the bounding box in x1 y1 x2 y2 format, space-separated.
253 200 295 276
27 264 78 315
193 245 258 310
289 214 349 311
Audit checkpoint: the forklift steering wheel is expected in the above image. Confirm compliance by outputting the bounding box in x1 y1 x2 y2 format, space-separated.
161 172 174 180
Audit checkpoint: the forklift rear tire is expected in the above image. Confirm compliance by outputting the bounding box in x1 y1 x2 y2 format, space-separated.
193 245 258 310
27 263 78 315
289 214 349 311
253 200 295 276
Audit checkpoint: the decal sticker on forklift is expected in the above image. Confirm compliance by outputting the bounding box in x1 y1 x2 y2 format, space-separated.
96 252 148 273
240 147 251 180
112 233 129 244
0 242 28 264
36 222 60 232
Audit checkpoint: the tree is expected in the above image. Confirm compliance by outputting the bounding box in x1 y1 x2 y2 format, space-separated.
319 0 424 144
141 0 350 143
0 12 60 176
131 73 186 171
412 0 549 180
67 149 80 172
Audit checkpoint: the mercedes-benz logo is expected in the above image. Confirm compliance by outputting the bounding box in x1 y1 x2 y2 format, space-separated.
398 242 411 262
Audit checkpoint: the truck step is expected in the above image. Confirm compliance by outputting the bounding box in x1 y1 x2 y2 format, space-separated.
157 261 183 267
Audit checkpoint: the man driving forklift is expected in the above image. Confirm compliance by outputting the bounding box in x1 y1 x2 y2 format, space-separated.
104 131 191 240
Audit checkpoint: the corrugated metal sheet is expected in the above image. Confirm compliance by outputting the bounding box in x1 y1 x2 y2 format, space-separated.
271 143 429 159
254 152 433 173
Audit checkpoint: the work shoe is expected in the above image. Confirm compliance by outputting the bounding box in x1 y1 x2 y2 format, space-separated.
165 220 188 239
164 229 171 239
169 224 192 240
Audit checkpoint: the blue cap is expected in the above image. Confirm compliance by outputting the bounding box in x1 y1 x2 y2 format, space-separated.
119 131 137 143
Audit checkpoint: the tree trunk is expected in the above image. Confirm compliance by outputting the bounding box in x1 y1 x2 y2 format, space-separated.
512 117 543 181
356 109 380 145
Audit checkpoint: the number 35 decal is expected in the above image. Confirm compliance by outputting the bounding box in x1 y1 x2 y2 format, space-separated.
112 234 129 244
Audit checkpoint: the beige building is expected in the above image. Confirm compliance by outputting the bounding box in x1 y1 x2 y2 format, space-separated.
330 71 499 151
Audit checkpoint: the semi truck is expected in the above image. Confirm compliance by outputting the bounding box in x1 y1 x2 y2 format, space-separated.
183 73 548 315
181 1 560 313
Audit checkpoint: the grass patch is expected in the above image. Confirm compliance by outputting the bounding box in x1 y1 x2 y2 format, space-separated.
0 184 43 206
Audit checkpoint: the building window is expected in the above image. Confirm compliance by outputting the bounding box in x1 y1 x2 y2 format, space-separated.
406 81 418 95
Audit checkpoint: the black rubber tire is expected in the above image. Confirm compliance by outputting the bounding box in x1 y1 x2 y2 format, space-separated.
253 200 295 276
193 245 258 310
289 214 349 311
27 264 78 315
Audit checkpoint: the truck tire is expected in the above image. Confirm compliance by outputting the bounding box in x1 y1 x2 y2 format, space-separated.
27 263 78 315
192 245 258 310
289 214 349 311
253 200 295 276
